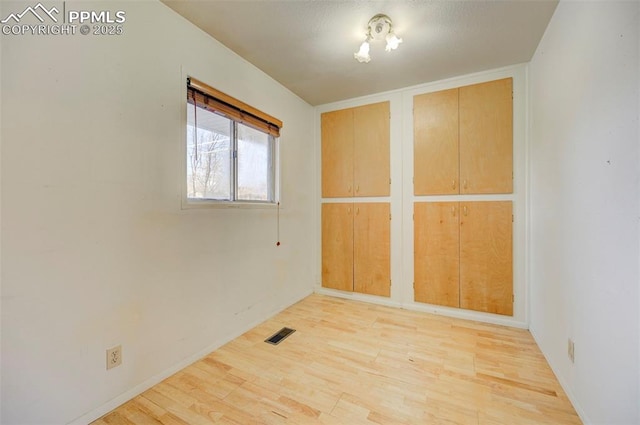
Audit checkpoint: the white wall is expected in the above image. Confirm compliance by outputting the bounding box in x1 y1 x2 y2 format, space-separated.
0 5 3 423
0 1 315 423
529 2 639 424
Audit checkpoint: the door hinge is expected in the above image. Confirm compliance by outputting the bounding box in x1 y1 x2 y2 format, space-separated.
512 214 514 223
389 178 392 185
512 294 515 302
389 213 392 220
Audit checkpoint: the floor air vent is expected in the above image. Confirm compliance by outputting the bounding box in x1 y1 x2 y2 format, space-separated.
265 327 296 345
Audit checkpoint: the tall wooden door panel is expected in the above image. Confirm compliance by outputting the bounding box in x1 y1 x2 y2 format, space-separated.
459 78 513 194
354 102 390 197
459 201 513 315
322 203 353 291
414 202 460 307
414 89 459 195
354 203 390 297
321 109 354 198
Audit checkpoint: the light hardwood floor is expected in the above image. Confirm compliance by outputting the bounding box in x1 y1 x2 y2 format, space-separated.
93 295 581 424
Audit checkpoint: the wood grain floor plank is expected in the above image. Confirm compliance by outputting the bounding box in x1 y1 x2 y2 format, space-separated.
92 294 581 424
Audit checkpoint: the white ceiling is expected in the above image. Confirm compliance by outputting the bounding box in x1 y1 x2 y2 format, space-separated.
161 0 558 106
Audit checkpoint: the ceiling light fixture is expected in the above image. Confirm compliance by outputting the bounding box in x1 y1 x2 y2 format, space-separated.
354 14 403 63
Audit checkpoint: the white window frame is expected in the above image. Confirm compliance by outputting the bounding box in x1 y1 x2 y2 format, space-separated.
181 76 281 210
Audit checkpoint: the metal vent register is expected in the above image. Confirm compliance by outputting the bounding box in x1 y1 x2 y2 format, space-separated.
265 327 296 345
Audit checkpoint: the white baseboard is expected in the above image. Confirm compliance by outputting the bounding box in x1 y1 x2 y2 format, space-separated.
314 286 528 329
68 288 314 425
529 327 590 425
400 300 528 329
314 286 403 308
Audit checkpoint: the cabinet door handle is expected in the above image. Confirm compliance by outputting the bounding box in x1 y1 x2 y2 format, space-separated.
356 207 360 215
463 205 468 216
347 207 351 214
452 180 456 190
348 185 352 194
463 180 468 190
356 185 360 194
451 206 456 216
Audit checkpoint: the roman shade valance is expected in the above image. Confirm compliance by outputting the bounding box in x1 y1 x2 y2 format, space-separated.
187 77 282 137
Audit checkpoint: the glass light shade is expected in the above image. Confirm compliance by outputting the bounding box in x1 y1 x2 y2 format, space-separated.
385 33 403 52
354 41 371 63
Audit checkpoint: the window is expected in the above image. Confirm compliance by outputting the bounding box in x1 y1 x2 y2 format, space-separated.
186 77 281 204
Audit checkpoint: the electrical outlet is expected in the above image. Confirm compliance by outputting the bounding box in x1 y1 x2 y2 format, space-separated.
106 345 122 370
567 339 575 363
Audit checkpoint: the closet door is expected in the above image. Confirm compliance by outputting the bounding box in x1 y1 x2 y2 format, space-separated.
459 201 513 315
459 78 513 194
354 203 390 297
322 203 353 291
414 202 460 307
321 109 354 198
353 102 390 197
413 89 460 195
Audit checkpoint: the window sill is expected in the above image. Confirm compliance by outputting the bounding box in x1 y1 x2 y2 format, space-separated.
181 199 278 210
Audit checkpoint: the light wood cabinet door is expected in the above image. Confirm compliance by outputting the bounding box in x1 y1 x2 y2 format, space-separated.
459 78 513 194
414 89 459 195
414 202 460 307
321 109 354 198
322 203 354 291
354 203 390 297
459 201 513 315
354 102 390 197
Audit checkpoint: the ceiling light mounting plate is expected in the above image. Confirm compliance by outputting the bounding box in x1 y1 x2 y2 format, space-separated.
368 14 392 41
